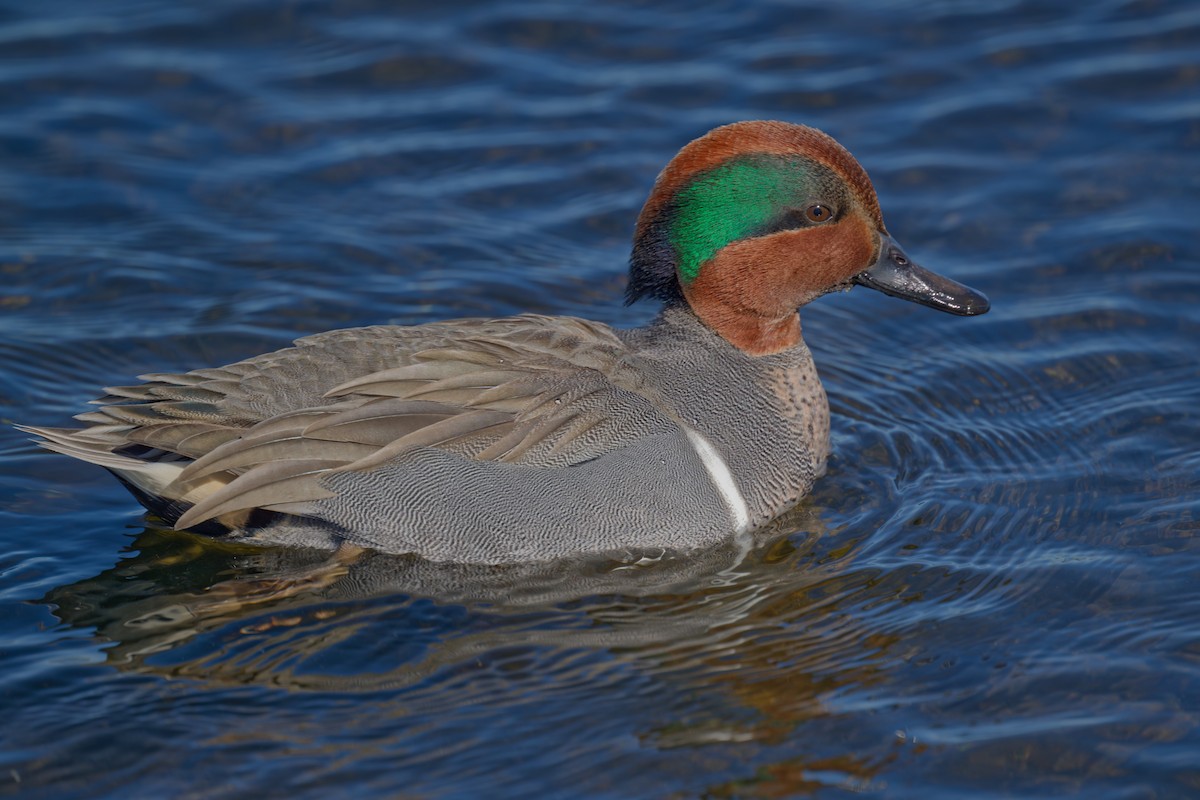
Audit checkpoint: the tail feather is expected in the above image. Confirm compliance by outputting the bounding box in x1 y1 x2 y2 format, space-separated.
17 423 238 531
18 424 164 474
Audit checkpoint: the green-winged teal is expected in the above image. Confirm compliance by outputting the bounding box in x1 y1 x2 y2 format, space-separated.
21 121 989 563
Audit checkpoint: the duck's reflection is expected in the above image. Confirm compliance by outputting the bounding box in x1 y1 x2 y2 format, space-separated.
45 504 894 793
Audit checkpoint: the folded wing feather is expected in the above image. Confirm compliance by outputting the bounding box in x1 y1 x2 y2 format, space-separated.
24 317 637 532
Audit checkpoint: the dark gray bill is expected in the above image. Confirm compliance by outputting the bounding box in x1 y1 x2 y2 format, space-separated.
853 234 989 316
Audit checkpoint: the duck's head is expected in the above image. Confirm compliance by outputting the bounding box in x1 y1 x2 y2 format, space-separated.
627 120 989 355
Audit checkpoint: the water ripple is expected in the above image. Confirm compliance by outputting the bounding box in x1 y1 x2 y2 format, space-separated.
2 0 1200 797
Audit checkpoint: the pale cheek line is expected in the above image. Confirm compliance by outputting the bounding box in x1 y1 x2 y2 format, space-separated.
683 426 751 533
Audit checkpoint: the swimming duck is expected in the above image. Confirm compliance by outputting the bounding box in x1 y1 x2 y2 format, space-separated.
22 121 988 564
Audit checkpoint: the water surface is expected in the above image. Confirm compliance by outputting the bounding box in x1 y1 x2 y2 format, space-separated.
2 1 1199 797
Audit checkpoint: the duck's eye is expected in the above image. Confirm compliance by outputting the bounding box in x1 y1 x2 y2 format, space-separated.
804 204 834 223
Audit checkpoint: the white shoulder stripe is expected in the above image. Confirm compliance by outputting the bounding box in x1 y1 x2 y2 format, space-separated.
683 427 751 533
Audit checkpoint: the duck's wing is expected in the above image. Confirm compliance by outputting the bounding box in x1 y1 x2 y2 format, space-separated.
26 315 663 531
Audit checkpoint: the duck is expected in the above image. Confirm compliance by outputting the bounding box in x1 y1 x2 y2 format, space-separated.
21 120 989 564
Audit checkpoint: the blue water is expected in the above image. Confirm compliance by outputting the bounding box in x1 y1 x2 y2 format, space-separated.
2 1 1199 797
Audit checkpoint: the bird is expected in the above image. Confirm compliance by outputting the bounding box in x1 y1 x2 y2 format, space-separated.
20 120 989 564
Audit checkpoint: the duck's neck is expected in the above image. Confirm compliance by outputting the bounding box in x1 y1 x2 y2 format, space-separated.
682 291 802 356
